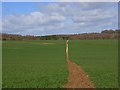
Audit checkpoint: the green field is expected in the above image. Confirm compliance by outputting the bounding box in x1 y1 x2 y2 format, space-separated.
2 40 118 88
0 40 2 89
2 40 68 88
69 40 118 88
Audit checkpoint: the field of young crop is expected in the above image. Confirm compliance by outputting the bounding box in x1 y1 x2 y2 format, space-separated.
2 40 118 88
2 40 68 88
69 40 118 88
0 40 2 89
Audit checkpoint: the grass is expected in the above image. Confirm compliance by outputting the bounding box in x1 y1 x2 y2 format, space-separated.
0 40 2 89
2 40 68 88
2 40 118 88
69 39 118 88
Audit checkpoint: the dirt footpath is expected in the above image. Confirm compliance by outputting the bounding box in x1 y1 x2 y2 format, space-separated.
64 60 95 88
65 40 95 88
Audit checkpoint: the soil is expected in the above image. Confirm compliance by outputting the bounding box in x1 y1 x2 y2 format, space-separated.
64 40 95 88
42 43 55 45
64 60 95 88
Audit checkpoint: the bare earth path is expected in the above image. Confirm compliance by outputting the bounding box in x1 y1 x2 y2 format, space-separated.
64 40 95 88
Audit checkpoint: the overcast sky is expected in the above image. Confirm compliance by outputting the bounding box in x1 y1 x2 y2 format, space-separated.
2 2 118 36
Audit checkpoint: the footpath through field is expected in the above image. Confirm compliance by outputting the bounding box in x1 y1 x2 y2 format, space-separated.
64 40 95 88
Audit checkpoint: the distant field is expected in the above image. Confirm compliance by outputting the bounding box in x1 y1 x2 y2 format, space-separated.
69 40 118 88
2 40 68 88
2 40 118 88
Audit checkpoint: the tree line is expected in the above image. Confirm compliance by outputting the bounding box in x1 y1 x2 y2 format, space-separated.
0 29 119 40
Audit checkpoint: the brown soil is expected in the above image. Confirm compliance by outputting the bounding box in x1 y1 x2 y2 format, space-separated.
64 40 95 88
64 60 95 88
42 43 55 45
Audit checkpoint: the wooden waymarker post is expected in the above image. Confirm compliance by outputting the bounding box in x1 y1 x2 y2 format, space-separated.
66 40 69 61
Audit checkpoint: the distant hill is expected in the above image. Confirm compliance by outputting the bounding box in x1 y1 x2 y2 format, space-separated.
1 29 119 40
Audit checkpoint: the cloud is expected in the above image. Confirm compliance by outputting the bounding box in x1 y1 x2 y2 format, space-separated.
2 2 117 35
73 9 115 23
3 11 66 34
2 0 119 2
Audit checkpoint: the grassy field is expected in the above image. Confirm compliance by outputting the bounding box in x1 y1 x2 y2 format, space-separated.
69 40 118 88
0 40 2 89
2 40 68 88
2 40 118 88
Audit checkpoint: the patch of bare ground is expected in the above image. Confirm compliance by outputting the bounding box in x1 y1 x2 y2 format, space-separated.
64 60 95 88
33 42 56 45
65 40 95 88
42 43 55 45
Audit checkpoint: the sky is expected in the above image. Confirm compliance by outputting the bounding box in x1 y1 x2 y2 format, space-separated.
2 2 118 36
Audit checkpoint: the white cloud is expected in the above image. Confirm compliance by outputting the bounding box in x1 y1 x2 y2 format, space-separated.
2 2 117 35
3 11 66 34
2 0 119 2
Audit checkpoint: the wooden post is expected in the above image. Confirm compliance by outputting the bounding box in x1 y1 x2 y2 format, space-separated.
66 40 69 61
